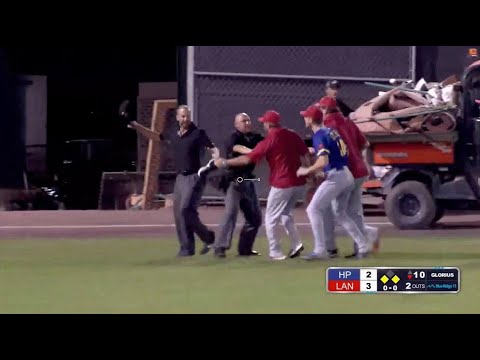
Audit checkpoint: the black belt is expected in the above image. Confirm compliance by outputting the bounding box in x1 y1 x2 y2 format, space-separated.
332 166 345 171
177 170 197 176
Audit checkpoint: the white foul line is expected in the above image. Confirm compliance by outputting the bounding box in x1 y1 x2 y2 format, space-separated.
0 222 392 230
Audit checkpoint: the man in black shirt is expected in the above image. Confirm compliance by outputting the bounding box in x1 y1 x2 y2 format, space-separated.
213 113 264 258
325 80 354 118
129 105 218 257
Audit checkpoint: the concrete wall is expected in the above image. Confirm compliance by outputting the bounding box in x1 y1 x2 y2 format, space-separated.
23 75 47 174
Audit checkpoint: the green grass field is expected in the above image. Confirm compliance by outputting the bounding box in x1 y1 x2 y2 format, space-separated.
1 236 479 314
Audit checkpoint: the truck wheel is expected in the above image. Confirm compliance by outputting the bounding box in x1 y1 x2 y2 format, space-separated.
385 181 437 229
432 205 445 225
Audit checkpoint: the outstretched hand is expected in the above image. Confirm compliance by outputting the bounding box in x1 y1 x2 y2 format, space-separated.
214 158 227 168
127 121 138 129
296 167 310 177
211 147 220 160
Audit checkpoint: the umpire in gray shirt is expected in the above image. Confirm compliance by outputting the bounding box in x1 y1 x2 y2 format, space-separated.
213 113 264 258
129 105 219 257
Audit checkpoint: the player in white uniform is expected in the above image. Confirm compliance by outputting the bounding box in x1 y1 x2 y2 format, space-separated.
296 105 371 259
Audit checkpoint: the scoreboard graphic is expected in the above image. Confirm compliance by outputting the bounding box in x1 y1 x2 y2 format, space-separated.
327 267 460 294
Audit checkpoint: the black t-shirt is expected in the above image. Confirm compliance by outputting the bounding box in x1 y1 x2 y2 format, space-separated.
224 130 264 178
171 124 214 174
336 98 354 118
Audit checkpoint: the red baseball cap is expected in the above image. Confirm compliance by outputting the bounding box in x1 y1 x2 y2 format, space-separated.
317 96 337 109
300 105 323 121
258 110 281 124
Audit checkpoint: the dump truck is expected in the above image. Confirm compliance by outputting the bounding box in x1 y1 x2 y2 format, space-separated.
356 59 480 229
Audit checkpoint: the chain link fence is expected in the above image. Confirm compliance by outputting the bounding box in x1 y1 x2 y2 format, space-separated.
195 46 412 79
195 76 385 199
189 46 415 200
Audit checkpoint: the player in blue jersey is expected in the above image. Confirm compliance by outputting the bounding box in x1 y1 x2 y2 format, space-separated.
296 105 370 260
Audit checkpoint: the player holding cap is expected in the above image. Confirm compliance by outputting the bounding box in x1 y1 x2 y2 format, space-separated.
296 105 371 260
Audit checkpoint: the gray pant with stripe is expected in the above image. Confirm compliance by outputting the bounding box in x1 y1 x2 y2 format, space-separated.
173 173 213 255
306 167 369 255
216 181 262 254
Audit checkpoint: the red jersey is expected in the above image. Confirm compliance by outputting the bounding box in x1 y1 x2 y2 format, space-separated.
247 127 309 188
324 112 369 179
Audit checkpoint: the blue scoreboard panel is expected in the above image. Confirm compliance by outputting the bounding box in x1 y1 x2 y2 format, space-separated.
327 267 460 294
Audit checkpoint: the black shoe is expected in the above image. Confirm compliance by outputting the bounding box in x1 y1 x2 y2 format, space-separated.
200 231 216 255
238 250 261 257
288 244 304 259
200 245 212 255
214 247 226 258
344 252 358 259
177 251 194 257
327 249 338 258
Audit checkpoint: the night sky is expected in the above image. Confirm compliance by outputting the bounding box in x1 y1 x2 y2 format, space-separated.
5 47 178 170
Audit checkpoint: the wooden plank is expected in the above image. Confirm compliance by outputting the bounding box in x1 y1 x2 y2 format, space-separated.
142 99 177 210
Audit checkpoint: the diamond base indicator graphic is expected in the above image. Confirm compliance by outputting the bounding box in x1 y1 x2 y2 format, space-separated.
326 267 460 294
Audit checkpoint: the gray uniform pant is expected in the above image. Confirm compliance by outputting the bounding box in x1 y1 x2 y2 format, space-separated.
173 173 212 255
265 185 305 257
216 181 262 254
324 176 377 253
306 167 369 255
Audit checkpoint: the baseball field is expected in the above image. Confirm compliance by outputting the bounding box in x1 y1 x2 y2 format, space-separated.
1 208 479 314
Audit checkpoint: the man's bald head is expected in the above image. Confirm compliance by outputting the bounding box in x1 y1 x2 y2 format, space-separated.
235 113 250 124
176 104 192 130
234 113 252 134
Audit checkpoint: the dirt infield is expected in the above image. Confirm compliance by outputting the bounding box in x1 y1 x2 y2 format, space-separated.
0 207 479 239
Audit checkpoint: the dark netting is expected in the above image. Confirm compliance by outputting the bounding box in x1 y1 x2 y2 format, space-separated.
194 46 412 79
194 75 381 199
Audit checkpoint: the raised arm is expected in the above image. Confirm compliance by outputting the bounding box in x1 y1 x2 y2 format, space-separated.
128 121 162 142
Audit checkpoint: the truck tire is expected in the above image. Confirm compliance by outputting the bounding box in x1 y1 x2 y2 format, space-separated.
432 205 445 225
385 181 437 229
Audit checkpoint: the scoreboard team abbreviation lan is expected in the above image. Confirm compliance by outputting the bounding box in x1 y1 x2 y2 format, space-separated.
327 267 460 294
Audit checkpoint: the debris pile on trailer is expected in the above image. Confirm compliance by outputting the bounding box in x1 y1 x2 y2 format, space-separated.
351 76 461 135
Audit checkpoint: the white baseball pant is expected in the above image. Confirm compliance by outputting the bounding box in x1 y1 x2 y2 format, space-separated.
306 167 369 255
265 185 305 257
324 176 378 252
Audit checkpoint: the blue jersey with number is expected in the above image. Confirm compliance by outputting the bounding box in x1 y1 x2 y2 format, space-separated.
311 127 348 172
